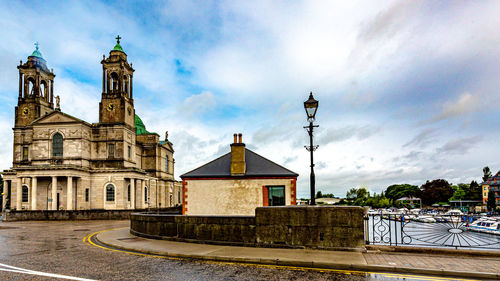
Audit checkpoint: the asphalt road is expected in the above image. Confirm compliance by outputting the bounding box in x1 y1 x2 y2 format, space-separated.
0 220 475 281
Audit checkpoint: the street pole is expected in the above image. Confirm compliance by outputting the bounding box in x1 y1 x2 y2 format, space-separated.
309 122 315 205
303 92 319 206
305 121 318 205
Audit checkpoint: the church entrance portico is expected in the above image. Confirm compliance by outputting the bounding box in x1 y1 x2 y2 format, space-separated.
2 173 83 211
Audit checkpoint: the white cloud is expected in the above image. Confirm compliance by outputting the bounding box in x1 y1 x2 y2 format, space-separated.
1 1 500 199
428 92 481 123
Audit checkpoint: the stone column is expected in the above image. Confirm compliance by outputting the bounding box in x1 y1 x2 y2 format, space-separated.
137 179 143 209
51 176 57 210
19 73 22 98
31 177 37 210
102 67 106 93
130 75 133 99
143 179 148 209
130 179 135 210
67 176 73 210
16 178 22 210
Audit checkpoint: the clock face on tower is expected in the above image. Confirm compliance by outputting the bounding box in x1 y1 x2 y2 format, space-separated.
22 107 29 115
107 103 115 112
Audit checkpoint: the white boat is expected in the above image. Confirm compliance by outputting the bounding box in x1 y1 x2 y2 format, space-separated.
414 215 436 223
444 209 463 216
466 220 500 235
443 209 463 223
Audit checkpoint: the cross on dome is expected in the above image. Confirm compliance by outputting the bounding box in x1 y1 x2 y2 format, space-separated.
30 41 44 59
116 35 121 44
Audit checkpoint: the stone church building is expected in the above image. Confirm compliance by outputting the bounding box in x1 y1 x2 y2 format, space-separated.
1 39 182 211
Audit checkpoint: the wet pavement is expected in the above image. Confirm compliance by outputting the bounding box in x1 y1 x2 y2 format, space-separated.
0 220 475 280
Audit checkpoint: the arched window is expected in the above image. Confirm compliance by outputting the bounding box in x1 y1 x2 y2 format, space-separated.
28 78 35 97
111 72 119 92
144 186 148 203
40 81 47 98
52 133 63 157
127 184 131 202
22 185 29 203
106 184 115 202
123 75 128 95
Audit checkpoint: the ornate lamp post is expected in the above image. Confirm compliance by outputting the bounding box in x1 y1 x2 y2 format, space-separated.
304 92 319 205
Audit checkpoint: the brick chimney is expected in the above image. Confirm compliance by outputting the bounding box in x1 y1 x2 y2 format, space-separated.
230 133 246 176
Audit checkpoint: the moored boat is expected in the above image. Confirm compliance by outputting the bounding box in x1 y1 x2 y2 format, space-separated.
466 219 500 235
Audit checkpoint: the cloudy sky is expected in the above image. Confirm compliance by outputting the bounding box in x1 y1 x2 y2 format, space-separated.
1 1 500 198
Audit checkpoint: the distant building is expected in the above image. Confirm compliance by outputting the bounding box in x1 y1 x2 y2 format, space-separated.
481 170 500 207
180 134 298 215
315 198 340 205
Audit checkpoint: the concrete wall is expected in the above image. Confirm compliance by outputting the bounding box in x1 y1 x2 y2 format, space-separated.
131 206 365 250
184 178 296 216
3 207 180 221
256 206 365 249
131 214 256 245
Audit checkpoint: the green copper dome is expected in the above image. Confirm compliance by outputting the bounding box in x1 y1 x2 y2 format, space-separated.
135 114 149 135
113 43 124 52
30 42 44 59
112 35 124 53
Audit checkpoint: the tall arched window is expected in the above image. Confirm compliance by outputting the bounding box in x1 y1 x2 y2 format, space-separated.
106 184 115 202
144 186 148 203
111 72 119 92
28 78 35 97
52 133 63 157
40 81 47 98
22 185 29 203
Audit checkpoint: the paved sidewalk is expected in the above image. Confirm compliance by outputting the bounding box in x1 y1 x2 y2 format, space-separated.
97 227 500 280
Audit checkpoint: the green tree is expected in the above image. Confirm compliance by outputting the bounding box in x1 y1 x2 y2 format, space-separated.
346 188 358 201
346 187 369 206
483 166 492 182
385 184 419 201
467 180 482 200
487 189 496 211
322 193 336 198
450 183 468 201
418 179 454 206
315 191 322 198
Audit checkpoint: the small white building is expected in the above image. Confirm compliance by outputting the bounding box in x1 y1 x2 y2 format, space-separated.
180 134 298 216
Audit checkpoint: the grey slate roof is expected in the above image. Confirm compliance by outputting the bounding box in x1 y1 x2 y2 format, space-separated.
180 148 298 178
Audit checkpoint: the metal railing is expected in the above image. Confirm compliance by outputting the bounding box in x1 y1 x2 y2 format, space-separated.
364 213 500 250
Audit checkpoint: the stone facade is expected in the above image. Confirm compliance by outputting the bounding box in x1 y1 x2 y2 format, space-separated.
184 178 296 216
130 206 366 250
2 39 182 213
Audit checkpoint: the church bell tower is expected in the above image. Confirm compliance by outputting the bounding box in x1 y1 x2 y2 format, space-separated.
99 36 135 129
15 43 55 127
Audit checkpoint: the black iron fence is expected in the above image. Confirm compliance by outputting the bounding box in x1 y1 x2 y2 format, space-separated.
364 213 500 250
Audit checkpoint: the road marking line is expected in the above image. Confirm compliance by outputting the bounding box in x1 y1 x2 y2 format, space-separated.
0 262 97 281
84 229 478 281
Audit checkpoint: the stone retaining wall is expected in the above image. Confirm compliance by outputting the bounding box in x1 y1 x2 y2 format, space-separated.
2 207 181 221
130 206 365 250
131 214 256 245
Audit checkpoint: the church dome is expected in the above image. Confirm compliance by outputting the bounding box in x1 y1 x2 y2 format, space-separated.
135 114 150 135
30 43 44 59
113 43 124 52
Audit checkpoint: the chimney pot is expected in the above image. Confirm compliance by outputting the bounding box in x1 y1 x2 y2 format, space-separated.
238 133 242 143
233 133 237 143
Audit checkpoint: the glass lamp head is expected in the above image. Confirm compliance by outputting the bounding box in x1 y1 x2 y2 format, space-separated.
304 92 318 122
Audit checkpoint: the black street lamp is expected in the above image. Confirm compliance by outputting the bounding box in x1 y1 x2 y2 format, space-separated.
304 92 319 205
